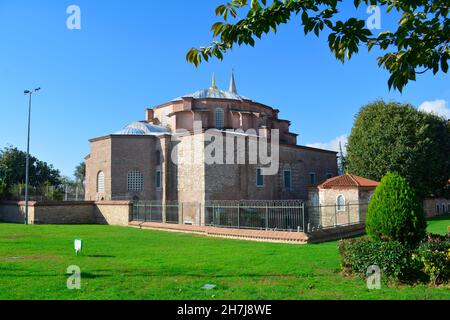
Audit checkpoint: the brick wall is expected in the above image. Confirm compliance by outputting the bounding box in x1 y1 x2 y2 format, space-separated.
0 201 132 226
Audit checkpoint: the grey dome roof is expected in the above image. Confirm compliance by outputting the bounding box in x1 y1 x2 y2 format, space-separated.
173 87 249 102
115 121 169 136
173 71 250 102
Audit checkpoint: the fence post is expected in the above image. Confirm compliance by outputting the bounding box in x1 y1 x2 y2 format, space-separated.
265 204 269 231
302 203 305 232
334 204 337 227
180 202 183 225
237 202 240 229
347 203 351 225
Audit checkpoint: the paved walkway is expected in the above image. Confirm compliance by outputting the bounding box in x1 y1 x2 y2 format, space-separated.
129 221 309 244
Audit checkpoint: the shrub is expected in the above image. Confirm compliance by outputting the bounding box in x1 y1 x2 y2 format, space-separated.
412 234 450 285
366 172 427 246
339 238 411 280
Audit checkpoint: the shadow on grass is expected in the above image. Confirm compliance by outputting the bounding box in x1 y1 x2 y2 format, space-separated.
428 214 450 222
85 255 116 258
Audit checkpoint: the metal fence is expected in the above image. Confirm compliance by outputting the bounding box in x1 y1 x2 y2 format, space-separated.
8 185 85 202
306 203 369 230
204 200 305 231
131 200 370 232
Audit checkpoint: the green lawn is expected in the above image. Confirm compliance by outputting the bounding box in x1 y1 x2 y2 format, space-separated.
0 217 449 300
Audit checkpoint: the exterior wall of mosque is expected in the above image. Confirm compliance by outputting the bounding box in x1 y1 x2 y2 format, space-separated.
86 131 338 204
85 138 112 201
148 99 297 145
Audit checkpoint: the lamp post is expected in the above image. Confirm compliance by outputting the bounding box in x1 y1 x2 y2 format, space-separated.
23 87 41 225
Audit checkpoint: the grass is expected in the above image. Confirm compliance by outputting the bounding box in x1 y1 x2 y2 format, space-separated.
426 214 450 235
0 217 449 300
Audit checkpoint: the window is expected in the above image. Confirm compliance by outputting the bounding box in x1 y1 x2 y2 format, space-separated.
309 172 317 185
155 150 161 166
283 170 292 190
436 204 440 214
127 170 144 192
337 195 346 212
326 172 333 179
97 171 105 193
256 168 264 187
443 204 446 214
215 108 224 129
155 170 162 190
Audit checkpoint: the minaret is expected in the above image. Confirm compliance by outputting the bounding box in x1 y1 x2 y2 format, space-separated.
210 73 218 90
229 69 238 94
338 141 346 175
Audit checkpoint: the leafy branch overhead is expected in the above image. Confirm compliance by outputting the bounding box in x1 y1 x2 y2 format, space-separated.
187 0 449 92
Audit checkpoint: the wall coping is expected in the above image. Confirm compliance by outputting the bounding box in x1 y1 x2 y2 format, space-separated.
95 201 132 205
0 201 133 207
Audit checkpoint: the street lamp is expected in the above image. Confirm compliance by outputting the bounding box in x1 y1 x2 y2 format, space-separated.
23 87 41 225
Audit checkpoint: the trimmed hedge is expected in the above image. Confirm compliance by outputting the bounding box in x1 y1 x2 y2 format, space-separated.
366 172 427 246
340 234 450 284
339 237 411 280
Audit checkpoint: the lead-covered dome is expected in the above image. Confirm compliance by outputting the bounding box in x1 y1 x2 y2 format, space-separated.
115 121 169 136
172 71 250 102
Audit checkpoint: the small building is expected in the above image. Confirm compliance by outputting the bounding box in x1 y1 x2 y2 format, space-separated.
423 179 450 218
423 198 450 218
308 174 379 228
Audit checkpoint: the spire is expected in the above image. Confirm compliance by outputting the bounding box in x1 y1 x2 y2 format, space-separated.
229 68 238 94
210 73 218 90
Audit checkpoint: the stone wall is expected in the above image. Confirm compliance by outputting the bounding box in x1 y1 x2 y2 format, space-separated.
94 201 132 226
0 201 27 223
0 201 132 226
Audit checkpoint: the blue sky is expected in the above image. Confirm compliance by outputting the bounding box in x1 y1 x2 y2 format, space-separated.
0 0 449 178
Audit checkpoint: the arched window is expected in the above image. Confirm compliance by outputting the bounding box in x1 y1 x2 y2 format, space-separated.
155 150 161 166
336 195 346 212
215 108 224 129
127 170 144 192
97 171 105 193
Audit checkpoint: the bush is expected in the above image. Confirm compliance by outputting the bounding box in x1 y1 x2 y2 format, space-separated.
0 178 10 200
412 234 450 285
366 172 427 246
339 238 411 280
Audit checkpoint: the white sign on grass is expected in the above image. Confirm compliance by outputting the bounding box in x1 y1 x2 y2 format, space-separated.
74 239 83 256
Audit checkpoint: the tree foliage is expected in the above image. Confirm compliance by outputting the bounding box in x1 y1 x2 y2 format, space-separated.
366 172 427 246
74 162 86 185
347 100 450 198
0 146 61 189
187 0 449 91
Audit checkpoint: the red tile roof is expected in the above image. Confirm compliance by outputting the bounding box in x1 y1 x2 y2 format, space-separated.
318 174 379 189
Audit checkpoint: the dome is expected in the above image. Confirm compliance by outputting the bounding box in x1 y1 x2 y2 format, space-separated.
115 121 169 136
173 87 248 102
172 71 250 102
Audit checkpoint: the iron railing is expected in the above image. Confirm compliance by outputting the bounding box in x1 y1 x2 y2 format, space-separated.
204 200 305 231
131 200 368 232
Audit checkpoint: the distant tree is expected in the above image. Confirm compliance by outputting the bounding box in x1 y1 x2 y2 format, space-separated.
187 0 449 91
74 162 86 185
0 146 61 188
0 177 9 200
366 172 427 246
347 100 450 198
